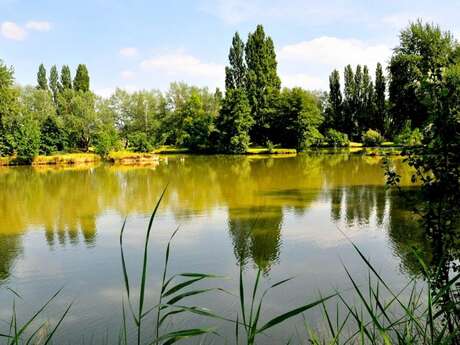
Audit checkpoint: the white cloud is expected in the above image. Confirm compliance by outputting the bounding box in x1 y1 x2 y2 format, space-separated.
140 51 224 79
281 73 327 90
25 20 51 32
1 21 27 40
279 36 391 70
120 70 135 80
119 47 139 57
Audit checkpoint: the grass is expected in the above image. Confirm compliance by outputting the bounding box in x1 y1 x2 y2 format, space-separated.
107 151 160 165
1 193 459 344
153 146 191 154
32 153 100 165
246 147 297 155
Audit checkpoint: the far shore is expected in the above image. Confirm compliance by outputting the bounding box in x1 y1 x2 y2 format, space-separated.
0 143 410 167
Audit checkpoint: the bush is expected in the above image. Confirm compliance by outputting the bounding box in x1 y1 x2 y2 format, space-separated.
324 129 349 147
128 132 153 153
303 127 324 148
362 129 384 147
94 129 119 157
14 118 41 163
394 122 423 146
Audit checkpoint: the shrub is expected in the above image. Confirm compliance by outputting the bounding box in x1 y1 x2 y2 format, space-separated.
325 129 349 147
362 129 384 147
14 118 41 163
303 127 324 148
395 122 423 146
94 129 119 157
128 132 152 153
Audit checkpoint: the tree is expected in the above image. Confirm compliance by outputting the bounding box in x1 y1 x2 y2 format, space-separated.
73 64 90 92
216 88 253 153
37 64 48 91
359 65 374 132
374 62 386 132
58 90 97 151
245 25 281 144
40 115 66 154
389 21 456 132
225 32 246 90
343 64 355 136
49 65 59 104
325 69 342 130
0 60 20 156
60 65 72 91
275 88 323 150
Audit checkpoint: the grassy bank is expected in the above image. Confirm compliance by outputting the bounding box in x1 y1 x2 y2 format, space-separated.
0 143 415 167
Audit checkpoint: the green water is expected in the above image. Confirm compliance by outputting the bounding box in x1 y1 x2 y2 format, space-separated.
0 154 426 344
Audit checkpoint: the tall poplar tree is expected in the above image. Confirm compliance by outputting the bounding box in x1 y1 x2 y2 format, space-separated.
49 65 59 104
374 62 386 132
245 24 281 144
225 32 246 90
343 64 355 136
325 69 342 130
73 64 90 92
60 65 72 91
37 64 48 91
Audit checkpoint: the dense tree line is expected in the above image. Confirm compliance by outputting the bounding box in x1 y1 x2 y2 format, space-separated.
1 21 459 163
325 20 460 145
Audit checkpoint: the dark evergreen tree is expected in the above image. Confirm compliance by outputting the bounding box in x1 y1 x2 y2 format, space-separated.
325 69 343 130
225 32 246 90
49 65 59 104
245 25 281 144
60 65 72 91
73 64 90 92
37 64 48 91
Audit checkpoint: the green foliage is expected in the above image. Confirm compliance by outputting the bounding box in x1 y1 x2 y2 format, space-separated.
325 69 342 129
225 32 246 90
59 65 72 91
0 60 19 156
128 132 153 152
394 121 423 146
12 117 41 163
216 88 253 153
389 21 456 132
73 64 90 92
275 87 323 150
245 25 281 144
40 115 66 154
58 90 97 151
94 128 119 157
36 63 48 91
49 65 59 104
362 129 384 146
374 62 386 132
325 128 349 147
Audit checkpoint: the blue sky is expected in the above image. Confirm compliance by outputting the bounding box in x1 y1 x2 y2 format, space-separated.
1 0 459 96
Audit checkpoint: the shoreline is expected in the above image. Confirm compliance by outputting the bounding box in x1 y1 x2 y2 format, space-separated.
0 145 411 167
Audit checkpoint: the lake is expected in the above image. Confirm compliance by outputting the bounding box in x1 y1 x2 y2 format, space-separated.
0 153 425 344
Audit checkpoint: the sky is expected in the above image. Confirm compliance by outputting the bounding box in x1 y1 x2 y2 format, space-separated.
1 0 459 97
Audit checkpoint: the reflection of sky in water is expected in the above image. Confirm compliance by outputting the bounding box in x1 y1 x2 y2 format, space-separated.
0 155 423 344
